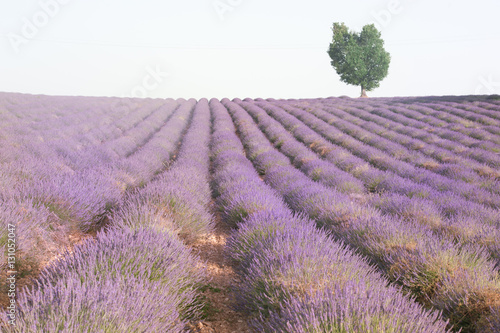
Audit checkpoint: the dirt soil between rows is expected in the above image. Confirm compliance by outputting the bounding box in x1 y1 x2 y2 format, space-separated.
185 209 252 333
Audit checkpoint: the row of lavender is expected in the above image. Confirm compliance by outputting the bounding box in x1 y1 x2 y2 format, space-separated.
0 94 199 281
343 97 500 156
338 99 500 168
307 99 500 192
224 98 500 332
4 99 215 330
209 98 450 332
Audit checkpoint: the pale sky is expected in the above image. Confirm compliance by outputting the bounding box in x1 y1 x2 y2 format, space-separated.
1 0 500 99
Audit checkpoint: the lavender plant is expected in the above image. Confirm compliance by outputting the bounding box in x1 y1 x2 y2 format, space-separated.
8 226 204 332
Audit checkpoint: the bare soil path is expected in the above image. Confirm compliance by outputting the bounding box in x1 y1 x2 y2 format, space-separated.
185 204 252 333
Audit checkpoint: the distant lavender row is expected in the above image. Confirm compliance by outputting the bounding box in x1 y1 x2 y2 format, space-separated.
358 96 500 141
363 99 500 153
276 100 500 208
389 101 500 143
312 99 500 193
436 99 500 137
0 96 164 199
0 95 163 170
252 99 499 227
102 99 179 158
209 99 449 332
355 99 500 164
225 98 500 332
121 98 196 188
239 99 366 195
444 99 500 122
418 100 500 128
385 99 500 152
413 99 500 145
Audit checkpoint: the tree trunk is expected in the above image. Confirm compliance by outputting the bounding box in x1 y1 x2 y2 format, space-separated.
360 87 368 98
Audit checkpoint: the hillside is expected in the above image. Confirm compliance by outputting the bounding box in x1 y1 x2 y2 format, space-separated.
1 92 500 332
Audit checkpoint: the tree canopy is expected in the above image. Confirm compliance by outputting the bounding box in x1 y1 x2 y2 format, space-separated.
328 23 391 97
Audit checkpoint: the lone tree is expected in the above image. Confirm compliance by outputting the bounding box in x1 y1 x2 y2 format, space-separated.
328 22 390 97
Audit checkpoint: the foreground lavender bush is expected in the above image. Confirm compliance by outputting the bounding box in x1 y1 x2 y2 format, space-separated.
8 226 204 332
265 284 449 333
12 275 184 332
228 211 450 333
0 197 72 296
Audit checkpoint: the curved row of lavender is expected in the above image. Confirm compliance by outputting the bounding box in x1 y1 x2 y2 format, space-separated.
325 99 500 178
247 99 500 263
223 98 500 332
410 100 500 142
235 99 500 268
5 97 216 331
209 98 449 332
275 101 500 209
310 100 500 193
344 98 500 159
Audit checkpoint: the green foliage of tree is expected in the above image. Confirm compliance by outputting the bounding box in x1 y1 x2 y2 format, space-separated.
328 22 391 97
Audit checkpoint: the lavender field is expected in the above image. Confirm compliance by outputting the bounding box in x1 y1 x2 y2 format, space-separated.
1 92 500 332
